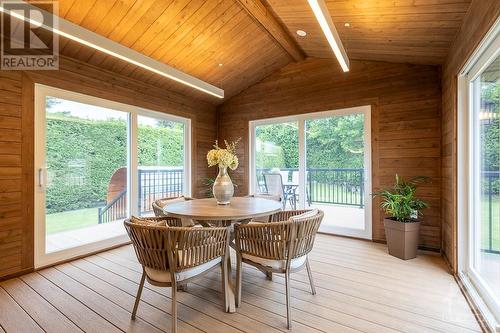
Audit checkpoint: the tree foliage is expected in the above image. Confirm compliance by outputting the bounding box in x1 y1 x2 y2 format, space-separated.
255 114 364 170
480 81 500 193
46 112 183 213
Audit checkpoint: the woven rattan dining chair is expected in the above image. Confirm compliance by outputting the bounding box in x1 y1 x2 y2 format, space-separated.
125 218 230 333
234 209 324 329
152 196 195 226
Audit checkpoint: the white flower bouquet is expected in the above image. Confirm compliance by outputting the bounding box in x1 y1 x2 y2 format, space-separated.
207 138 240 170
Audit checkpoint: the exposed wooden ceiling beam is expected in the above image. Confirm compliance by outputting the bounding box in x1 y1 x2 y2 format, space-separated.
236 0 305 61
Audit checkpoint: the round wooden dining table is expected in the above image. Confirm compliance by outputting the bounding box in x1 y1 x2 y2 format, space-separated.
163 196 282 222
163 196 282 313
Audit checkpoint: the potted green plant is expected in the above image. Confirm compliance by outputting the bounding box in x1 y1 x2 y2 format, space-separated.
373 175 429 260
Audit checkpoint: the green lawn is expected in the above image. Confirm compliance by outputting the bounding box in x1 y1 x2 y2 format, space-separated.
46 208 99 235
309 182 363 206
481 196 500 252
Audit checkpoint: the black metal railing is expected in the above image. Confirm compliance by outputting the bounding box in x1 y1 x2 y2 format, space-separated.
257 168 364 208
98 189 127 224
482 171 500 254
137 168 184 214
98 168 184 223
308 168 364 207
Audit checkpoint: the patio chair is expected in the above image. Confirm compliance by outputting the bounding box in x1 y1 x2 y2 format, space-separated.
125 217 230 333
279 170 290 183
262 173 295 209
234 209 324 329
152 196 195 226
291 171 312 206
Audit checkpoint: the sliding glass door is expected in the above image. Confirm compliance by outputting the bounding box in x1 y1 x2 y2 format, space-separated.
458 22 500 329
250 106 371 239
34 85 190 267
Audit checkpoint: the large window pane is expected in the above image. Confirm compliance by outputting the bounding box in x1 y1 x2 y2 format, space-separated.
45 97 128 252
137 115 185 216
306 114 365 231
475 54 500 300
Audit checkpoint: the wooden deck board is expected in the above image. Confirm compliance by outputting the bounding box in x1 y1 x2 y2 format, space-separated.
0 234 482 333
0 278 83 333
0 287 43 332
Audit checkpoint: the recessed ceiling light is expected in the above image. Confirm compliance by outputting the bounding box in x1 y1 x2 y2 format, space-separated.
344 23 350 27
296 30 307 37
218 63 223 67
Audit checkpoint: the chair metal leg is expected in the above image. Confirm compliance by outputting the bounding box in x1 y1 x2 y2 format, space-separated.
131 271 146 320
235 255 242 307
305 257 316 295
171 281 178 333
285 271 292 330
221 261 227 309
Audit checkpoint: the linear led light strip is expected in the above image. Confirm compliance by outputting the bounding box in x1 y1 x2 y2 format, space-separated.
0 2 225 98
308 0 349 72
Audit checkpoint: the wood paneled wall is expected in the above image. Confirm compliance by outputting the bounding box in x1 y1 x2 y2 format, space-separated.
0 57 216 279
218 58 442 249
441 0 500 272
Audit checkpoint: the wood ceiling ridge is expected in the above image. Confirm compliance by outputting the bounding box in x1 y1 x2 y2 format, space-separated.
236 0 305 61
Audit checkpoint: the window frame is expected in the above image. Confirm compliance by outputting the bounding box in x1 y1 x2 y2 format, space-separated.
34 84 191 268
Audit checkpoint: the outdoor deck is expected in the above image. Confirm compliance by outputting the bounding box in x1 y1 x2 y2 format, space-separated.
0 234 481 333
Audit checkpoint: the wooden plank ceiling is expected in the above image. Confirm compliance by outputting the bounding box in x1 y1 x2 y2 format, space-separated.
34 0 472 103
266 0 472 65
42 0 293 103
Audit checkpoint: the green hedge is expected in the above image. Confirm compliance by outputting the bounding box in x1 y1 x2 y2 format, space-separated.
46 113 183 213
255 114 364 170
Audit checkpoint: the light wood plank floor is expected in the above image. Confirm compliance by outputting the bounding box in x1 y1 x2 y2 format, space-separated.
0 234 482 333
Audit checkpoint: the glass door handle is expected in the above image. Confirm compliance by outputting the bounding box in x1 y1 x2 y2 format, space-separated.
38 168 45 187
